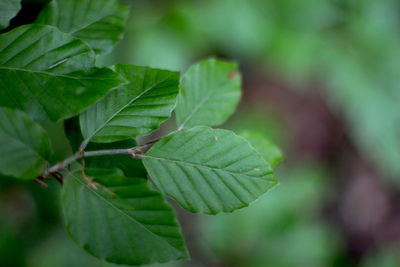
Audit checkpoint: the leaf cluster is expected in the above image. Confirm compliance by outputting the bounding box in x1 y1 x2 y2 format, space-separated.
0 0 282 265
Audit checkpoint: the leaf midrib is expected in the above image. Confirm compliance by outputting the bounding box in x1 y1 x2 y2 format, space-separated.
82 71 175 143
0 66 116 81
70 173 182 253
143 155 274 181
178 80 236 129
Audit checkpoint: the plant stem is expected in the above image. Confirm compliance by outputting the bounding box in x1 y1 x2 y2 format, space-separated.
46 143 152 175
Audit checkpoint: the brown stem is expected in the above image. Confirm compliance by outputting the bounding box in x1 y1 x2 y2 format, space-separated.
41 142 155 180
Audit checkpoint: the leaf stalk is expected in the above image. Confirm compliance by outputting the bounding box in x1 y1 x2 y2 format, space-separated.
44 143 153 177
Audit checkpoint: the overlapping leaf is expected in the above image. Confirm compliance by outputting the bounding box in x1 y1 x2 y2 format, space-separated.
80 64 179 145
36 0 129 54
176 58 241 129
0 0 21 30
0 107 51 179
143 126 277 214
0 24 123 121
62 168 188 265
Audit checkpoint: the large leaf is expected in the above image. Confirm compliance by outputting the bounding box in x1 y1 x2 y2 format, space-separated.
0 24 123 121
143 126 277 214
239 130 283 168
0 107 51 179
64 117 147 178
0 0 21 30
62 168 188 265
80 64 179 145
36 0 129 54
175 58 241 129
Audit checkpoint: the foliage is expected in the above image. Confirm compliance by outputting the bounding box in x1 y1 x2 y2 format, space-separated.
0 24 122 121
175 58 241 129
79 64 180 144
143 126 277 214
36 0 129 54
62 169 187 265
123 0 400 184
0 0 282 265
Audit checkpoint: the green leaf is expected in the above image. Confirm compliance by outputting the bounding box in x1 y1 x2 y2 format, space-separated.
143 126 277 214
0 24 124 121
0 0 21 30
239 131 283 168
36 0 129 54
0 107 51 179
176 58 241 129
62 168 188 265
80 64 180 145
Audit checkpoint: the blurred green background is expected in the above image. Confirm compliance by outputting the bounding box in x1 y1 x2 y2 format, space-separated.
2 0 400 266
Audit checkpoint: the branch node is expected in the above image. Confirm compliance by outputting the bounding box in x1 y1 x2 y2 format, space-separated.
34 178 48 188
129 148 144 158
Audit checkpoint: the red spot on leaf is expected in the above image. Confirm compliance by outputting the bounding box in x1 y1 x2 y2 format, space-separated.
229 71 236 80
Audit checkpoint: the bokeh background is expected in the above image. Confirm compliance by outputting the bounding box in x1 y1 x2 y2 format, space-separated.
2 0 400 266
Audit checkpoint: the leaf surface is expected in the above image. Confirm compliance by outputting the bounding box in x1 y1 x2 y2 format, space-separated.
80 64 179 145
0 107 51 179
0 24 123 121
0 0 21 30
176 58 241 129
36 0 129 54
143 126 277 214
62 168 188 265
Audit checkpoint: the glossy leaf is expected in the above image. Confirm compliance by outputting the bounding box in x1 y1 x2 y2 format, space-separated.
0 0 21 30
80 64 179 145
0 24 124 121
176 58 241 129
143 126 277 214
0 107 51 179
36 0 129 54
62 168 188 265
239 130 283 168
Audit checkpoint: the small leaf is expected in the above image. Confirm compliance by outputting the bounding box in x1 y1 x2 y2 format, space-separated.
176 58 241 129
0 24 124 121
0 107 51 179
80 64 179 145
143 126 277 214
0 0 21 30
239 131 283 168
62 168 188 265
36 0 129 54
